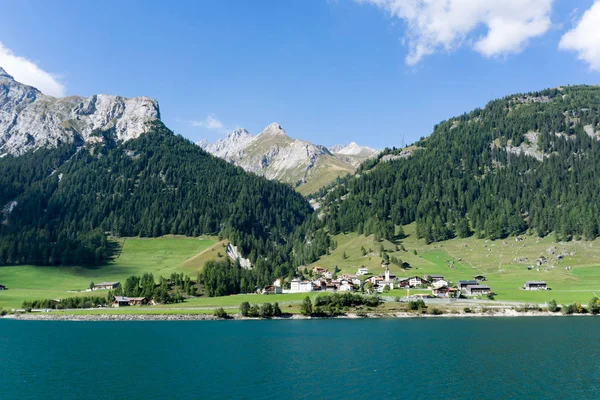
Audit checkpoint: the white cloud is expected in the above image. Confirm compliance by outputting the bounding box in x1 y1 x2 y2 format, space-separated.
356 0 553 65
559 1 600 71
0 41 66 97
192 114 225 130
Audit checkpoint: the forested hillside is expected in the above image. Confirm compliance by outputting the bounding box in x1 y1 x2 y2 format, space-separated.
320 86 600 243
0 122 329 284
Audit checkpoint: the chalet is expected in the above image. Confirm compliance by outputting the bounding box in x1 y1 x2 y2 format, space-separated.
0 284 7 290
432 279 449 289
326 280 340 291
93 282 120 291
290 278 314 293
312 266 327 275
473 275 487 282
523 281 548 290
127 297 149 306
112 296 130 307
357 267 369 276
457 280 479 290
429 275 445 282
398 276 429 288
262 285 282 295
465 285 491 296
339 282 354 292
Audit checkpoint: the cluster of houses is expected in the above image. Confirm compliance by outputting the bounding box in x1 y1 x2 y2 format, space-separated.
263 262 500 298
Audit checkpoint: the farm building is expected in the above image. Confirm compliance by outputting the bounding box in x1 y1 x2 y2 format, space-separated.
523 281 548 290
473 275 487 281
112 296 148 307
465 285 491 296
93 282 120 291
262 285 282 295
429 275 445 282
457 280 479 290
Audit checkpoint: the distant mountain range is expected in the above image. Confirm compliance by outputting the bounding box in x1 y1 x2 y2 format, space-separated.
198 123 379 194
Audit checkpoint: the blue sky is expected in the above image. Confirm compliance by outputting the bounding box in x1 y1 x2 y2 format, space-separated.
1 0 599 149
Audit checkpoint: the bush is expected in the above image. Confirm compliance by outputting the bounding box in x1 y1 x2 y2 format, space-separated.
248 304 260 318
260 303 274 318
547 299 560 312
409 299 426 311
300 296 313 316
273 302 282 317
240 301 250 317
588 297 600 315
463 307 472 314
427 307 443 315
213 307 228 318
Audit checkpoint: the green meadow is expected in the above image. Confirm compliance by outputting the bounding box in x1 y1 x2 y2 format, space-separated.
3 223 600 311
308 224 600 304
0 236 218 309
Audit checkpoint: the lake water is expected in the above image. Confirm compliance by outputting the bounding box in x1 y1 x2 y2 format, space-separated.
1 317 599 399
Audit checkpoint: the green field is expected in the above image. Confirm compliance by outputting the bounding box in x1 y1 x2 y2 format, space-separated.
0 236 219 309
308 224 600 304
3 224 600 312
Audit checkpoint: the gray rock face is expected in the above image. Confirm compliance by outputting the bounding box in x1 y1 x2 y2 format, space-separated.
0 66 160 156
199 123 362 189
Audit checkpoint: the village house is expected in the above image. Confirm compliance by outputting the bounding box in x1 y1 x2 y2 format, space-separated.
523 281 548 290
290 278 314 293
0 284 7 290
356 267 369 276
457 280 480 290
312 266 327 275
351 278 362 287
93 282 120 291
465 285 491 296
432 279 449 289
429 274 445 282
339 281 354 292
398 276 429 288
262 285 282 295
112 296 130 307
127 297 149 306
273 278 282 287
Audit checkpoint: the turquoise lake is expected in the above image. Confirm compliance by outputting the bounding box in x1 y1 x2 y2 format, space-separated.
1 317 599 399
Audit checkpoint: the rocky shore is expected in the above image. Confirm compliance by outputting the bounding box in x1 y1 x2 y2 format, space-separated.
3 308 590 321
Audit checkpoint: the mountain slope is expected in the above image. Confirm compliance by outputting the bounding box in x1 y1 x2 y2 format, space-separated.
0 121 323 276
200 123 378 194
320 86 600 243
0 66 159 156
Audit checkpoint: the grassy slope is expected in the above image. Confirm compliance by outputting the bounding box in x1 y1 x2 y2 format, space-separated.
0 236 218 309
4 224 600 312
307 224 600 304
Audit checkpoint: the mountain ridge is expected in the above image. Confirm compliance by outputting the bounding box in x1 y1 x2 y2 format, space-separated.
199 123 379 194
0 66 160 156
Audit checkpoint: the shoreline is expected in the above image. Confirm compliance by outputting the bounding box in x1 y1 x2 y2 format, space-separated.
2 309 593 321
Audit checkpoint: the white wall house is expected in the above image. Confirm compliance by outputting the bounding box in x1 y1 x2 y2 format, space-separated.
357 267 369 276
432 280 449 289
290 278 314 293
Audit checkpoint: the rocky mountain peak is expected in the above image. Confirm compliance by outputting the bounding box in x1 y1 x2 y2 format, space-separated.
259 122 288 138
0 65 160 156
0 66 14 79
